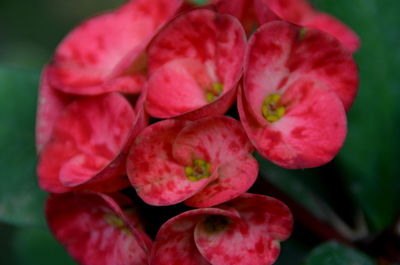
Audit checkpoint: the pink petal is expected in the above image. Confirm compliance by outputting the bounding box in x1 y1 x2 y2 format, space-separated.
304 12 360 53
239 77 347 169
127 119 215 206
194 193 292 265
147 8 246 118
213 0 258 35
172 116 258 207
38 93 136 192
245 21 358 112
255 0 360 52
48 0 182 95
35 66 74 153
46 192 150 265
151 207 239 265
255 0 314 23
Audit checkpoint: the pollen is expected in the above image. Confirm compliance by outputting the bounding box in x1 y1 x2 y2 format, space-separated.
261 93 286 123
205 82 224 103
185 159 211 182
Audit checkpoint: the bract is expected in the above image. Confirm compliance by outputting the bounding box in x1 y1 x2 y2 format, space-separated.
239 21 355 169
46 192 151 265
127 116 258 207
48 0 183 95
151 193 293 265
38 92 147 193
146 8 246 120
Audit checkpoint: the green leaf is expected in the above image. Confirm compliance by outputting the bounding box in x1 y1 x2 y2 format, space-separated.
12 226 77 265
0 67 46 227
312 0 400 231
304 242 377 265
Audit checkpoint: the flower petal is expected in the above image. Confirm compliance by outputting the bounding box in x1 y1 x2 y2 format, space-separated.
147 8 246 118
127 119 215 206
239 77 347 169
48 0 182 95
255 0 360 52
151 207 239 265
35 66 74 153
46 192 150 265
172 116 258 207
38 93 136 192
245 21 358 112
194 193 292 265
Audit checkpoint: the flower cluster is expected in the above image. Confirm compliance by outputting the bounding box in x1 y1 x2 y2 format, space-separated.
36 0 359 264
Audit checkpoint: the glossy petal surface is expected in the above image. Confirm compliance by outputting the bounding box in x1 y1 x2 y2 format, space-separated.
146 8 246 118
38 93 136 192
46 192 150 265
48 0 182 95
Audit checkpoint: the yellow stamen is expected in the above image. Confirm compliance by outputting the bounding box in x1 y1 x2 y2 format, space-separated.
185 159 212 182
205 83 224 102
261 94 286 123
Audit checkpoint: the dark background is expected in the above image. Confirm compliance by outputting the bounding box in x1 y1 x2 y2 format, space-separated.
0 0 399 264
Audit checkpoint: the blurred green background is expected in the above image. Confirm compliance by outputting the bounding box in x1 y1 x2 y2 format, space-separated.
0 0 399 264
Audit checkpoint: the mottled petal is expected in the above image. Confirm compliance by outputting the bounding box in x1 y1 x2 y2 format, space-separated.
151 208 239 265
38 93 136 192
304 12 360 53
46 192 150 265
245 21 358 112
255 0 360 52
194 193 292 265
127 119 215 206
172 116 258 207
147 8 246 118
48 0 182 95
35 66 74 153
213 0 258 35
239 78 347 169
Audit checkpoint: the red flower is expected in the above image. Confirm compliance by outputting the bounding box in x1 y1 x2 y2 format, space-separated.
145 8 246 120
151 193 293 265
213 0 360 52
238 21 358 169
127 116 258 207
47 0 183 95
46 192 151 265
254 0 360 52
37 92 147 193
